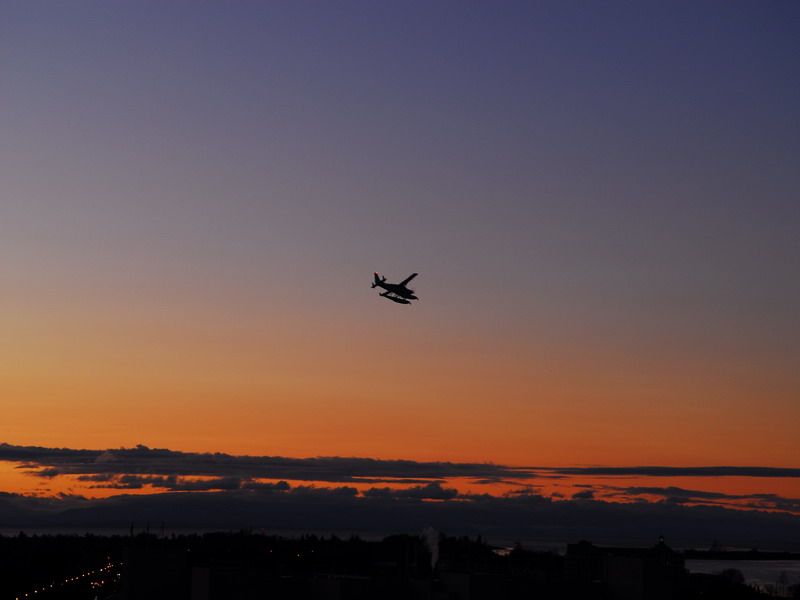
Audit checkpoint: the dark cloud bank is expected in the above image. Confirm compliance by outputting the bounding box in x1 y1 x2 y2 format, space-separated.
2 487 800 548
2 443 800 547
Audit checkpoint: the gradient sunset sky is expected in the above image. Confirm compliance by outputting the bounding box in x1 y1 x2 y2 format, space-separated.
2 2 799 521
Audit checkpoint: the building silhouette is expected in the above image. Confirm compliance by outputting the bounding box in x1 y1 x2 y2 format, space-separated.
565 537 685 600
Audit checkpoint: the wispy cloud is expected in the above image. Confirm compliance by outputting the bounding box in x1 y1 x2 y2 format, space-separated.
571 489 595 500
608 485 800 512
363 483 459 500
88 475 244 492
0 443 536 484
6 444 800 486
548 466 800 478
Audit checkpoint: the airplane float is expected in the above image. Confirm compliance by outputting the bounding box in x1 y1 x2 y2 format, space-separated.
372 272 418 305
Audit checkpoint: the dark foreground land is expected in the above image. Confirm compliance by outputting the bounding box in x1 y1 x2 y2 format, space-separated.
1 531 795 599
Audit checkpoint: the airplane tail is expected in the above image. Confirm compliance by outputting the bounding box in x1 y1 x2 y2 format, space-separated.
371 272 386 288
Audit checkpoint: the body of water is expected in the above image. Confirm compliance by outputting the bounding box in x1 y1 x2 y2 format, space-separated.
686 559 800 593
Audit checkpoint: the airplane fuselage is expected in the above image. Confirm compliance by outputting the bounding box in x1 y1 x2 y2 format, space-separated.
376 282 417 300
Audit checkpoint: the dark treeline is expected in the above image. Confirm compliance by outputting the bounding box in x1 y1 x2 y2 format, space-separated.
122 530 528 578
0 530 789 599
0 531 525 598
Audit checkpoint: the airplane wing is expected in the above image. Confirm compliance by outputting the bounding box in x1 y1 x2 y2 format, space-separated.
399 273 418 287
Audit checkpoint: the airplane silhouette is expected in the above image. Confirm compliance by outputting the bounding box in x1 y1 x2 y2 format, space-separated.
372 272 418 304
